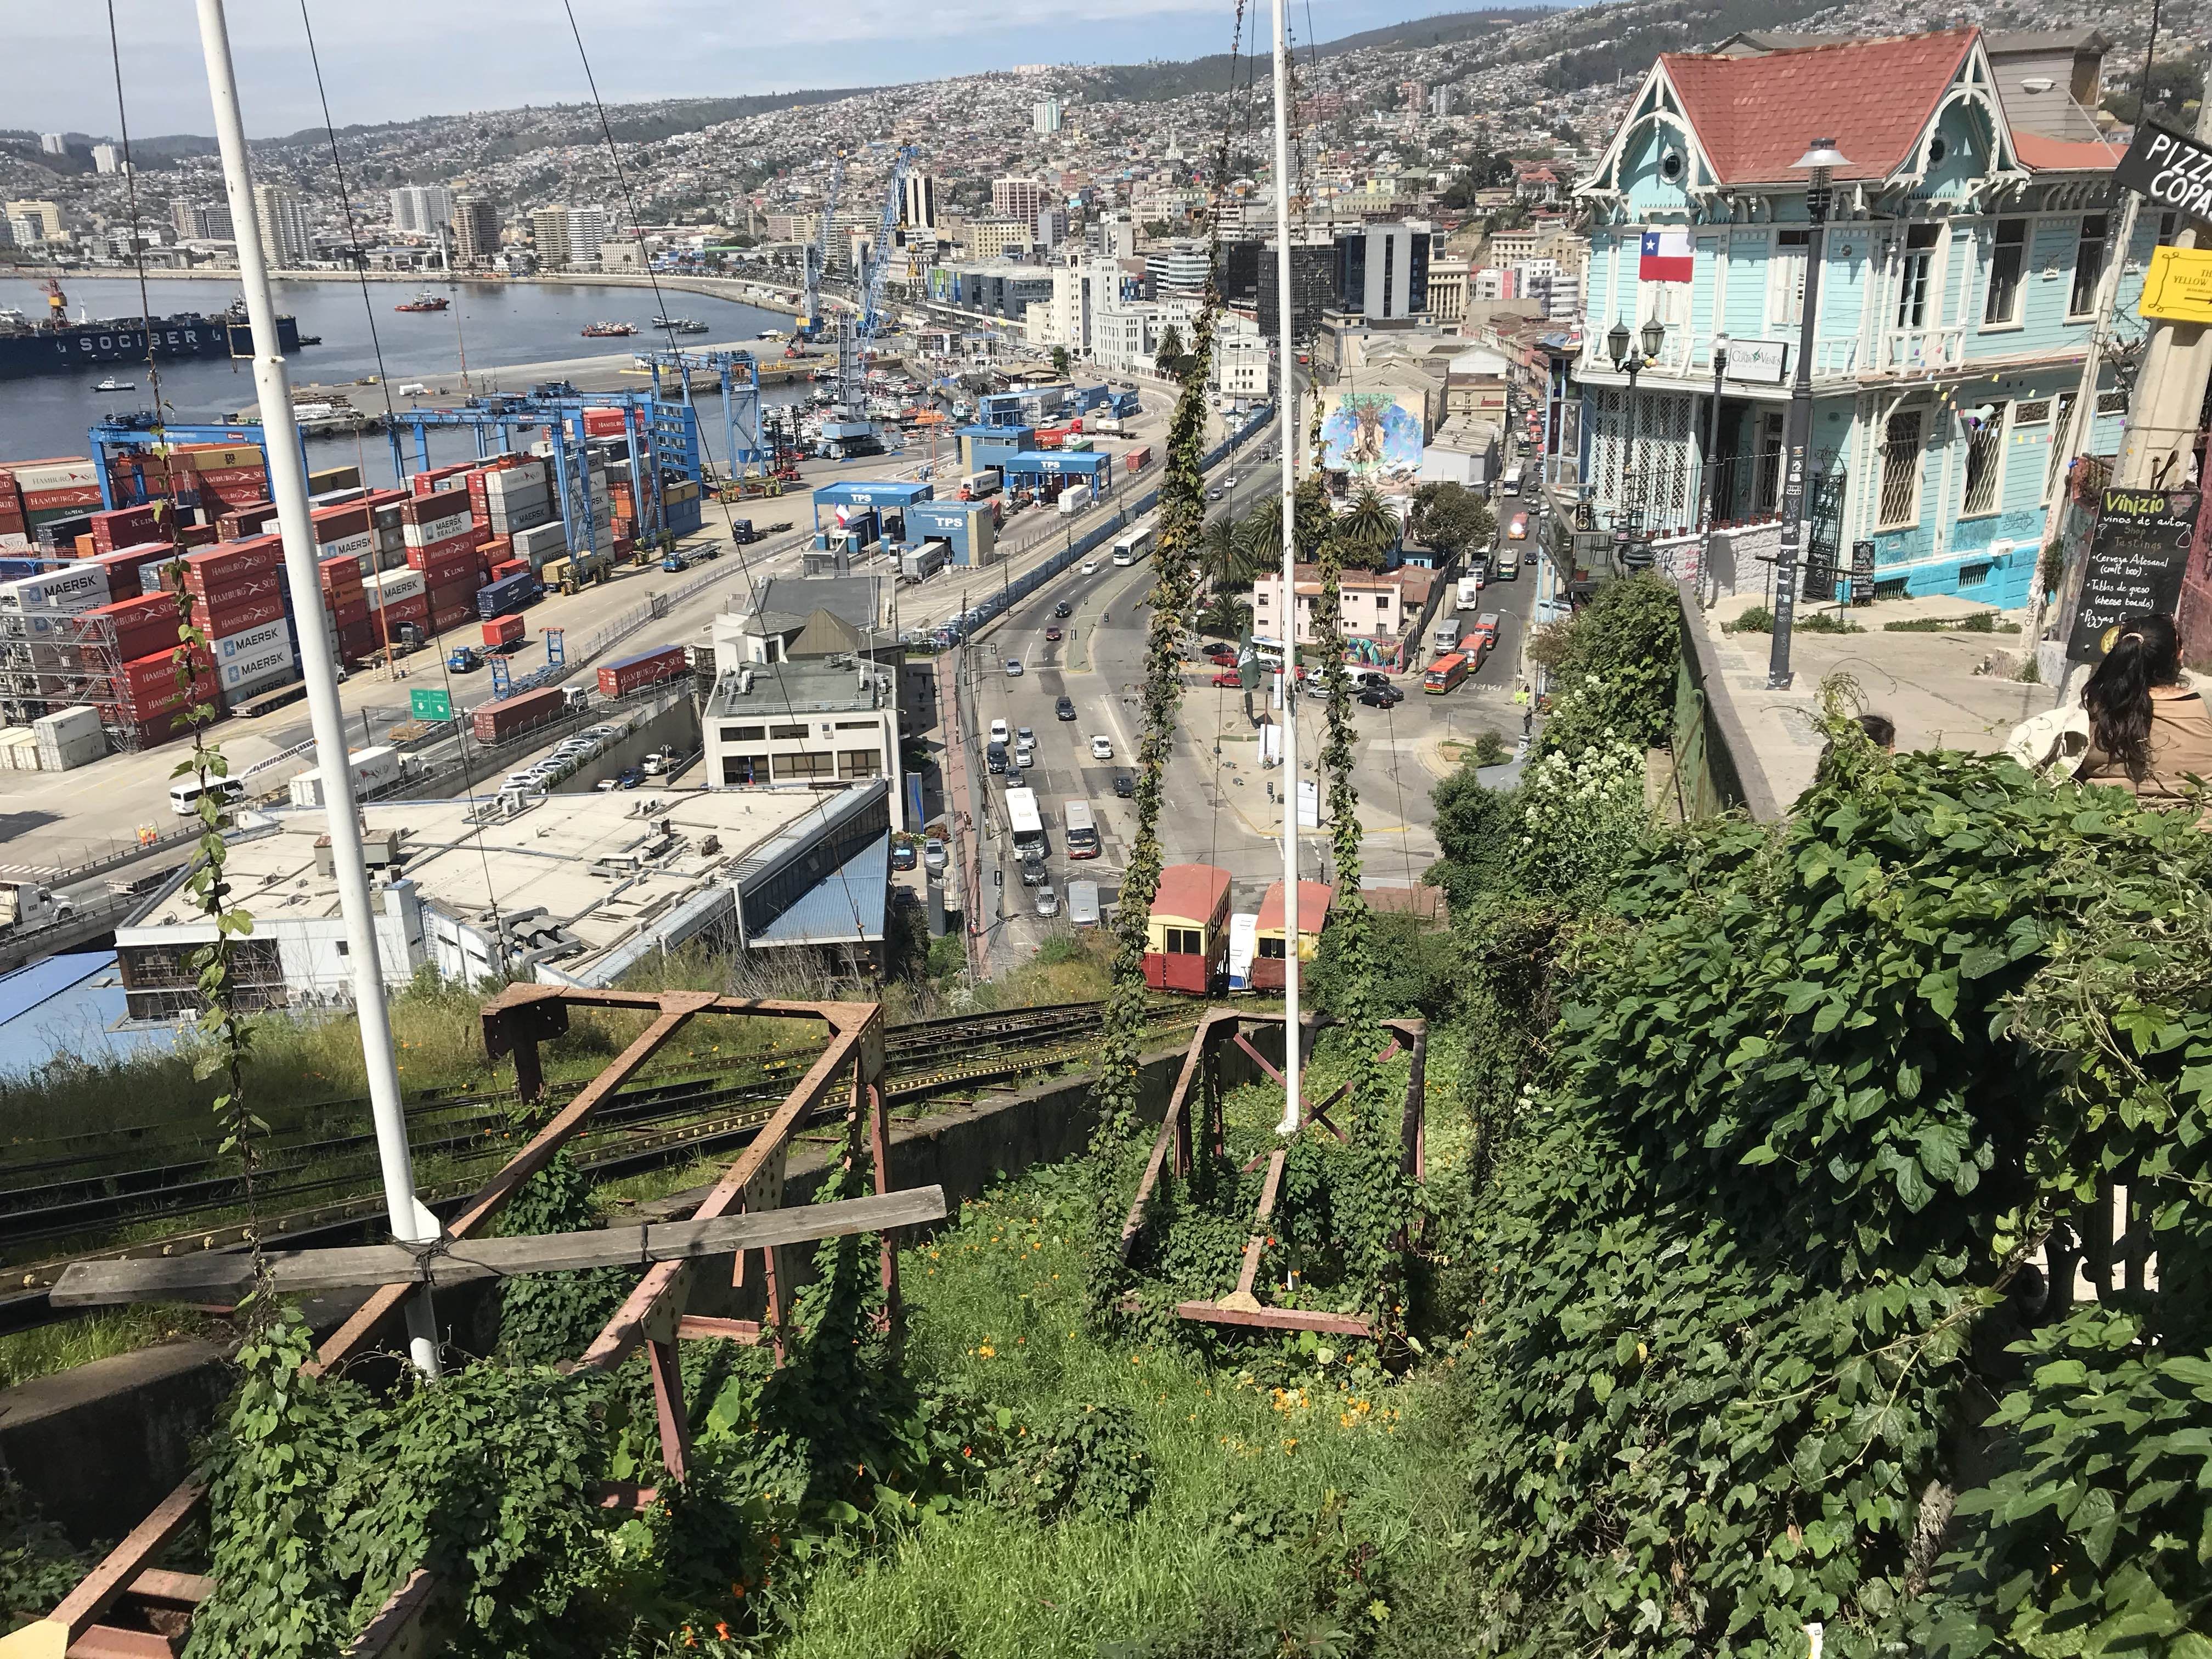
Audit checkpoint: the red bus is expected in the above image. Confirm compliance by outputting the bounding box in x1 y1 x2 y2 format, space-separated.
1424 652 1470 694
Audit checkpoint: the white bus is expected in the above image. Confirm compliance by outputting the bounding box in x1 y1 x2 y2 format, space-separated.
1007 786 1046 859
1064 798 1100 859
1111 527 1155 567
1498 465 1523 497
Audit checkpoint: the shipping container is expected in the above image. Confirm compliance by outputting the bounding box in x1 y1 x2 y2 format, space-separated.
1124 447 1153 472
364 568 426 609
287 744 399 806
481 613 525 651
220 637 298 691
202 594 288 640
596 645 687 699
308 464 364 495
471 684 567 744
429 602 477 634
88 504 161 552
214 616 294 667
190 569 288 618
1 564 111 614
476 572 539 618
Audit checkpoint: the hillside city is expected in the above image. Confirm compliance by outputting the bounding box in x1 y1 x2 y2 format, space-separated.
2 0 2211 1654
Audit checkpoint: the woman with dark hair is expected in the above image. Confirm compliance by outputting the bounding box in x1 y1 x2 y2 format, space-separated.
2078 613 2212 814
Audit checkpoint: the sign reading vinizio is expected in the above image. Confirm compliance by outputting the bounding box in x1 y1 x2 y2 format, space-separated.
2066 489 2199 663
2114 123 2212 228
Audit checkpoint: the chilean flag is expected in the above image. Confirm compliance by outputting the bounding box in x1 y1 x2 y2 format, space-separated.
1639 228 1694 283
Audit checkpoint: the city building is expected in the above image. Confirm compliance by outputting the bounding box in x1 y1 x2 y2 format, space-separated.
168 198 234 242
702 652 906 828
1430 84 1455 118
900 171 939 232
6 200 64 241
91 144 122 175
1335 221 1431 321
251 183 310 268
38 134 65 157
114 785 894 1007
1154 238 1212 299
1034 206 1069 252
1032 98 1064 136
964 219 1036 261
1252 565 1429 648
388 184 455 236
450 195 501 266
1093 213 1137 261
928 262 1055 320
1214 312 1272 400
528 206 571 267
1257 237 1339 347
566 205 611 267
991 176 1049 227
1573 26 2139 606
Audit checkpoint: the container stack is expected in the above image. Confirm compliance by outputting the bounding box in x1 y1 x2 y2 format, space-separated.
403 487 488 638
33 706 105 773
473 458 555 538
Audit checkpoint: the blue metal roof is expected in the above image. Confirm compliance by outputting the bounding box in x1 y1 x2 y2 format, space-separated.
812 480 934 508
1005 450 1109 475
749 836 889 947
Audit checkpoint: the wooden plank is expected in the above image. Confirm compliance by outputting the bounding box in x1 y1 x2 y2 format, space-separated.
1117 1015 1222 1261
1233 1148 1288 1298
342 1568 435 1659
66 1628 174 1659
121 1573 211 1609
592 1483 659 1510
675 1315 765 1344
1175 1300 1374 1338
574 1015 878 1373
308 997 713 1375
53 1189 947 1306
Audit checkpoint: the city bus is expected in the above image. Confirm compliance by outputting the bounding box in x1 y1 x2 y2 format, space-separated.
1424 652 1471 695
1064 798 1101 859
1111 527 1156 567
1007 786 1046 860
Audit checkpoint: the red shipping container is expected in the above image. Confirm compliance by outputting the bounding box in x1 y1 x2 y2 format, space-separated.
583 409 626 436
328 597 370 629
186 534 284 580
188 569 289 617
310 503 370 540
427 580 478 612
89 504 161 553
318 556 364 590
117 645 214 702
430 602 476 634
471 685 566 744
409 465 473 498
405 534 482 573
382 594 430 625
596 645 687 699
481 613 525 651
491 558 528 582
337 622 377 659
23 485 106 511
410 550 482 588
401 486 470 524
217 501 280 538
201 594 288 639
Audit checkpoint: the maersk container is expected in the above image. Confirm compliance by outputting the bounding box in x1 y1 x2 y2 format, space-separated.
596 645 687 699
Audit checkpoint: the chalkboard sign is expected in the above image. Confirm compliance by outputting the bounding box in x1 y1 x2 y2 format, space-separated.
2066 490 2199 663
1849 540 1876 605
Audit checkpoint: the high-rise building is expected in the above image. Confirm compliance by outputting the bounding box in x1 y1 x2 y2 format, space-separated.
1430 84 1455 118
900 172 938 233
566 206 610 266
528 206 571 268
1154 238 1212 298
991 176 1048 227
38 134 65 157
388 184 455 236
1034 206 1068 252
251 183 311 268
168 198 233 241
7 200 64 241
92 144 123 175
450 195 501 266
1031 98 1063 136
1333 222 1430 320
1257 238 1338 346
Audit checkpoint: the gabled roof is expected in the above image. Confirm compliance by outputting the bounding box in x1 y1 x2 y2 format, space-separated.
1660 30 1980 185
1151 862 1231 927
1256 881 1335 934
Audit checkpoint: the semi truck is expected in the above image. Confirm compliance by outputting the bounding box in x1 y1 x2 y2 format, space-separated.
0 881 75 939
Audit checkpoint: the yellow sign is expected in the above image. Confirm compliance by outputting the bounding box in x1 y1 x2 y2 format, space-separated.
2138 245 2212 324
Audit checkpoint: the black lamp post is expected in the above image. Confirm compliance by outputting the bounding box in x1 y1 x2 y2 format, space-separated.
1607 317 1665 529
1697 332 1729 601
1768 138 1850 690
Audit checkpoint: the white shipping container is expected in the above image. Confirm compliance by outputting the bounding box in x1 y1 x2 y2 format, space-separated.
216 617 293 663
10 460 100 490
222 643 296 690
318 529 373 565
364 568 426 609
402 509 475 548
32 705 101 746
514 523 568 558
288 743 400 806
1 565 111 614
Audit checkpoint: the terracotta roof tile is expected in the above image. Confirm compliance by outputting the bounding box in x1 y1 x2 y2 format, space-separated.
2012 132 2123 171
1661 30 1979 185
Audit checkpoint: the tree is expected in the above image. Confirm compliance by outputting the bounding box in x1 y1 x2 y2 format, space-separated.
1197 591 1250 641
1199 515 1252 592
1050 345 1070 379
1153 324 1184 379
1337 484 1400 572
1409 481 1494 562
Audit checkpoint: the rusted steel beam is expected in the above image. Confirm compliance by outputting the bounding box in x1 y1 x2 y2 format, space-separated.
0 1479 207 1657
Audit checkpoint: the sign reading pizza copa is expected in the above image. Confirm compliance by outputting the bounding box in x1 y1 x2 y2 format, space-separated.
2115 123 2212 228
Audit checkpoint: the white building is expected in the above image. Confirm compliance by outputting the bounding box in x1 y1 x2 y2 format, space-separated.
1092 300 1163 375
1252 565 1417 647
92 144 122 175
38 134 65 157
1031 98 1064 136
704 608 906 830
1154 238 1211 298
1214 313 1271 400
900 171 938 232
251 183 311 268
388 184 455 236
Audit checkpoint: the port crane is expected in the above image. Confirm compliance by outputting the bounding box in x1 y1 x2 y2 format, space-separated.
861 145 919 343
40 279 65 323
797 151 846 341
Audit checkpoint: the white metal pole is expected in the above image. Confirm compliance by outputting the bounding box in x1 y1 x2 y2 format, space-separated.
194 0 441 1378
1270 0 1301 1138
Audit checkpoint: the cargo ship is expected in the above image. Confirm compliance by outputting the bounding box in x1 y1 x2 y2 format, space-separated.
394 292 450 312
0 302 304 380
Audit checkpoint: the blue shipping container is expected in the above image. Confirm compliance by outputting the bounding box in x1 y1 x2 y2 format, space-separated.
476 572 539 618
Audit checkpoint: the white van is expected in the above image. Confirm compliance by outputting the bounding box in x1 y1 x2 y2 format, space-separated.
170 776 247 816
1498 465 1523 498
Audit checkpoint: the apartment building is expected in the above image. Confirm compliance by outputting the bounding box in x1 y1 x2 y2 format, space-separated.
450 195 501 266
251 183 310 268
991 176 1049 226
388 185 455 236
169 198 233 242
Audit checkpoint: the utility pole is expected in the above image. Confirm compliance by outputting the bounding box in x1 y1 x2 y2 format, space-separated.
2111 90 2212 491
195 0 440 1377
1269 0 1302 1139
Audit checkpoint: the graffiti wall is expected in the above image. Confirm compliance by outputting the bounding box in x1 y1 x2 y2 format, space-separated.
1319 390 1425 480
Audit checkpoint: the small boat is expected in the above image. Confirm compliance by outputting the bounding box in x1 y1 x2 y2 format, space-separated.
676 319 710 334
394 292 450 313
582 321 638 337
296 334 323 346
90 376 134 392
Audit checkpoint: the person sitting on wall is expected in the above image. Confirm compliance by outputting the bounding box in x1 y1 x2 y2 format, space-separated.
2075 612 2212 822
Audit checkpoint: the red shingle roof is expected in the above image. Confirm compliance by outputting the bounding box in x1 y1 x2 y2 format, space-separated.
1152 862 1231 927
2012 132 2123 171
1660 30 1978 185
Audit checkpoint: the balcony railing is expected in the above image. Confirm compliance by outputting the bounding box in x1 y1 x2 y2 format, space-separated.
1880 328 1966 374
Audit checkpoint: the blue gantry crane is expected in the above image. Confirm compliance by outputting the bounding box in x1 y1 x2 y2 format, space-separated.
797 151 847 342
641 349 764 481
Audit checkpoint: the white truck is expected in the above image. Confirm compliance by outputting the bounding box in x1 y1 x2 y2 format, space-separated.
288 744 404 809
1456 574 1482 611
0 881 75 939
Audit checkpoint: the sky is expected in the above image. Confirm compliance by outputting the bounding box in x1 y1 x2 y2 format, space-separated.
13 1 1491 138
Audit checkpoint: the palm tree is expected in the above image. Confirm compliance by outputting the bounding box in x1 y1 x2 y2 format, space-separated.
1338 484 1400 570
1238 496 1282 568
1199 516 1251 591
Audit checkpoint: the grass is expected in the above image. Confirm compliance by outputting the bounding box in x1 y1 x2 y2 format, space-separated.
0 1305 229 1392
1882 612 2013 634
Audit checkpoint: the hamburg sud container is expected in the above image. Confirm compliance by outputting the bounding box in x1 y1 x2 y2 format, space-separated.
471 684 566 745
597 645 686 699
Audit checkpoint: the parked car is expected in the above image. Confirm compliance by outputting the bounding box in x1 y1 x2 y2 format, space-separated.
1035 885 1061 919
1204 643 1237 665
1055 696 1076 721
1358 685 1405 709
1211 669 1243 688
1045 626 1064 642
890 840 918 871
1053 601 1073 618
1113 773 1135 798
990 718 1010 744
1091 735 1114 759
987 741 1008 775
922 837 948 876
594 778 620 791
1017 726 1035 745
616 767 644 788
1005 657 1025 678
583 724 619 742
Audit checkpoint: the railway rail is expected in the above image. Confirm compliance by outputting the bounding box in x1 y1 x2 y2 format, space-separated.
0 997 1193 1335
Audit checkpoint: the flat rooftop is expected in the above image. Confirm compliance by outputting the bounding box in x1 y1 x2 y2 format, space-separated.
135 788 830 974
706 657 894 719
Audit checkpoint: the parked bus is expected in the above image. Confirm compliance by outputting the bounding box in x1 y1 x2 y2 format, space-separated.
1498 465 1523 497
1424 652 1471 695
1111 527 1156 567
1064 798 1101 859
1007 787 1046 859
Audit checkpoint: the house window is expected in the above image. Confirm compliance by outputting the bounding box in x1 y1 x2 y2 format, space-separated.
1164 926 1204 955
720 725 765 742
1960 402 2006 516
1877 410 1926 529
721 754 767 786
1983 219 2027 325
772 751 833 780
770 723 807 740
1258 936 1286 959
837 748 880 778
1768 230 1808 328
1895 224 1940 328
1959 562 1992 587
2044 392 2078 504
836 719 878 730
2069 215 2108 317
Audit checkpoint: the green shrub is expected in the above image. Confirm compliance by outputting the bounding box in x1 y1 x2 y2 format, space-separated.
1534 574 1681 760
1724 603 1775 633
1469 729 1510 768
992 1400 1150 1521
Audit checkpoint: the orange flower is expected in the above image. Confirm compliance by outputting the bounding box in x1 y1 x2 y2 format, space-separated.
716 1622 731 1639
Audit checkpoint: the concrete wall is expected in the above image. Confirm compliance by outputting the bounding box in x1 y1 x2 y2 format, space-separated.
0 1024 1279 1545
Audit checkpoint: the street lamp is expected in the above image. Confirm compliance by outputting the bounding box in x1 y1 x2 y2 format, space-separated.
1697 332 1730 603
1608 316 1665 532
1768 138 1850 689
